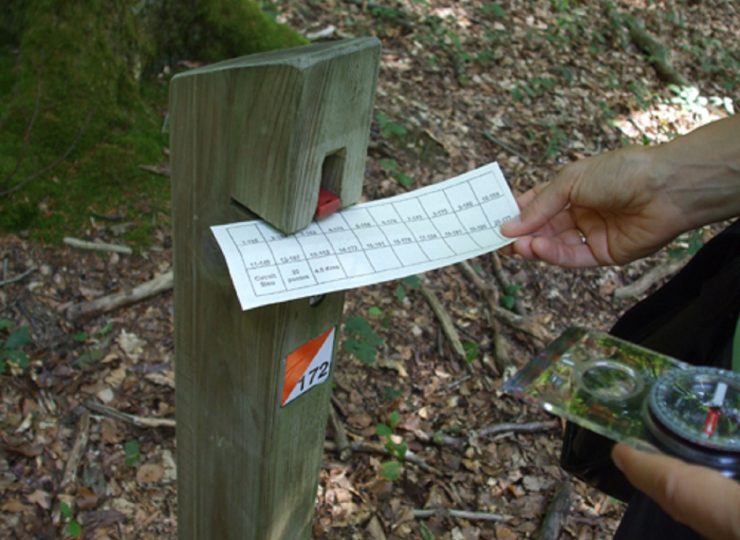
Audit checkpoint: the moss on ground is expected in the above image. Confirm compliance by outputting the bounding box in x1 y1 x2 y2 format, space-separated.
0 0 306 245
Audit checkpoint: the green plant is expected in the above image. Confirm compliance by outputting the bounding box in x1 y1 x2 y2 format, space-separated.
420 521 436 540
343 315 383 365
59 501 81 538
543 124 568 160
378 158 413 188
482 2 506 18
500 283 522 311
73 321 115 369
0 319 31 373
376 410 407 480
462 340 480 363
394 275 421 301
124 440 141 466
375 111 408 140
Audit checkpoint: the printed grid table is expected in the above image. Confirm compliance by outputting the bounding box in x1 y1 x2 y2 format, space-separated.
213 162 519 310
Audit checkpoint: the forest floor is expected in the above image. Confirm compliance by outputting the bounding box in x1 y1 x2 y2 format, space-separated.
1 1 738 539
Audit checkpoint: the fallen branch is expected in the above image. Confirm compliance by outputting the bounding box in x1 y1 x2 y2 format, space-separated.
61 410 90 491
483 131 531 163
63 237 133 255
418 283 468 367
0 266 37 287
412 507 512 523
536 481 572 540
415 419 560 448
85 401 175 429
614 254 689 300
603 3 689 87
479 419 559 438
67 269 173 321
324 440 442 476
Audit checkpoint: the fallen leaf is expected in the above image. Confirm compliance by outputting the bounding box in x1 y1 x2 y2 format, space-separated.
2 499 31 513
136 463 164 485
76 486 99 510
100 418 122 444
27 489 51 509
116 330 145 362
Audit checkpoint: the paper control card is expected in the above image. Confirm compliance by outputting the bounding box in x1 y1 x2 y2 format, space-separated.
212 162 519 311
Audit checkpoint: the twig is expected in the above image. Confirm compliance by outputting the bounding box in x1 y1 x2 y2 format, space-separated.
0 266 37 287
67 269 173 321
536 481 572 540
418 283 469 367
478 419 559 438
85 401 175 429
306 25 337 41
459 261 550 342
614 254 689 300
415 419 560 448
412 508 512 523
324 440 442 476
483 131 531 162
61 410 90 491
490 253 524 315
0 107 95 197
329 403 352 461
63 237 133 255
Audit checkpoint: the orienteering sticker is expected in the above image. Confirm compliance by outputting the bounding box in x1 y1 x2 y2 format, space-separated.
281 327 335 407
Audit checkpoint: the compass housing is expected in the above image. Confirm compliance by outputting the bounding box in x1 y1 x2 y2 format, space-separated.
644 367 740 478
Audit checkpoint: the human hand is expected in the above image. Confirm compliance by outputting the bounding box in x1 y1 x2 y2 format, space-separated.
501 116 740 268
500 145 692 267
611 443 740 540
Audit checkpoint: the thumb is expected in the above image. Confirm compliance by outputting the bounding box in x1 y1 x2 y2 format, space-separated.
501 177 574 238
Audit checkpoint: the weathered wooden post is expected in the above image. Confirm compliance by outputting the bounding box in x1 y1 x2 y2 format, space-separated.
169 38 380 538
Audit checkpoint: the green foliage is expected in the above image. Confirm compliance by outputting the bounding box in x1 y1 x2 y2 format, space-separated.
0 0 306 242
343 315 384 365
152 0 307 66
462 340 480 363
394 274 421 300
0 320 31 373
376 112 408 140
500 283 522 312
482 3 506 18
419 522 436 540
378 158 413 188
72 323 114 370
376 410 407 481
124 440 141 466
59 501 81 538
543 124 568 160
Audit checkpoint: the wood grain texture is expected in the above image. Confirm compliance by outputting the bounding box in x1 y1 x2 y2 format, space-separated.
170 38 379 539
171 37 380 235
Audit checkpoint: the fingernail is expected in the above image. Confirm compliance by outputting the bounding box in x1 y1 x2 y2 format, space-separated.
501 215 522 237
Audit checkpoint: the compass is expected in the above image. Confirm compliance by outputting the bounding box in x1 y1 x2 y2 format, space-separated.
644 366 740 477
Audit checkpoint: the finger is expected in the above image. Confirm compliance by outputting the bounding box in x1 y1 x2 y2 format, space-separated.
502 178 573 238
529 236 599 267
612 444 740 540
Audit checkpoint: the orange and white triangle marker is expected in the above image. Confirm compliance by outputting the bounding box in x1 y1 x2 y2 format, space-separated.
281 327 335 407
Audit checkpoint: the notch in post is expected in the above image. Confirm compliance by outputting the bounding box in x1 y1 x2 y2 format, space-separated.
315 148 345 220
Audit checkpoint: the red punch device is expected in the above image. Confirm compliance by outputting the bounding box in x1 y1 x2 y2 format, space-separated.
315 188 341 220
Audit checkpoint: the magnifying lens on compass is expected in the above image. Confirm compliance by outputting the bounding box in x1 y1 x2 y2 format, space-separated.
644 366 740 478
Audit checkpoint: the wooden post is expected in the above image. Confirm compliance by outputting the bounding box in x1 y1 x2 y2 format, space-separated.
170 38 380 539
